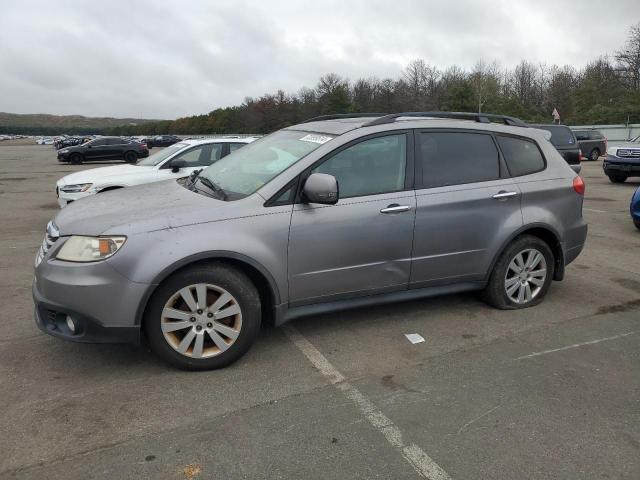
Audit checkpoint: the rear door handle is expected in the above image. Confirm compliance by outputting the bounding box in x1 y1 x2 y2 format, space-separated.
380 204 411 214
492 191 517 200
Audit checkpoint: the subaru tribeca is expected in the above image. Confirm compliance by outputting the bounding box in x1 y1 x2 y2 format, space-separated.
33 112 588 370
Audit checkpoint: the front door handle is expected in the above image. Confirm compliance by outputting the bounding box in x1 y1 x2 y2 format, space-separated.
380 204 411 214
492 191 518 200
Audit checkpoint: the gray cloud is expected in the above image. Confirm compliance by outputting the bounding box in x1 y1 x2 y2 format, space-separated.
0 0 637 118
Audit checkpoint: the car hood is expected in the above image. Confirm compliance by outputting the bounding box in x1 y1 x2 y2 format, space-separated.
57 165 155 186
611 142 640 150
53 179 251 236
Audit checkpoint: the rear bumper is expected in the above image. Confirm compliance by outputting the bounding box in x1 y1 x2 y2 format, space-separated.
563 219 588 267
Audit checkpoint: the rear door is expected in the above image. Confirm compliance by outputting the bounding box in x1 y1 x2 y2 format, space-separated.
410 130 523 287
288 132 416 304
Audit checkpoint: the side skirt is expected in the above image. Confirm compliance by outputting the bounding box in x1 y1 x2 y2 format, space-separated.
273 282 485 326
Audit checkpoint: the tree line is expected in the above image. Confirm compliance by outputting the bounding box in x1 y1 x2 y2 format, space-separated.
106 22 635 136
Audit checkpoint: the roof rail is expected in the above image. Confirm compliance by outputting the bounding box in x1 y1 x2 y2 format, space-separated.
362 111 528 128
302 113 387 123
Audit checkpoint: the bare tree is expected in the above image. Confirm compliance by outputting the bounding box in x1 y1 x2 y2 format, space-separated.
616 22 640 89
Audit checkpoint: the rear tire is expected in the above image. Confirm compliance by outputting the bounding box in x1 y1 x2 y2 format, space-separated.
70 153 83 165
634 219 640 230
482 235 555 310
143 262 261 370
608 174 627 183
124 151 138 163
589 148 600 161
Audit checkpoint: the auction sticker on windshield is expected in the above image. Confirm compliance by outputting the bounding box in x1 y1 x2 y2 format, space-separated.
299 134 333 144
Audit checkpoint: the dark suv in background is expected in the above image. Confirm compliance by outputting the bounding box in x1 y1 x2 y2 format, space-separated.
531 124 581 165
57 137 149 164
573 129 607 161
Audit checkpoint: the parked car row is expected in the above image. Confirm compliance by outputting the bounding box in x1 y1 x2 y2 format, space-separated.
35 112 591 370
56 136 257 206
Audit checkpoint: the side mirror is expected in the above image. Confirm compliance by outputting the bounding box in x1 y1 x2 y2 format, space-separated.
570 164 582 174
170 159 186 173
302 173 339 205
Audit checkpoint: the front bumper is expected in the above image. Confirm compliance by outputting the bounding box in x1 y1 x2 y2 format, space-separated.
56 187 95 208
33 252 150 343
604 156 640 175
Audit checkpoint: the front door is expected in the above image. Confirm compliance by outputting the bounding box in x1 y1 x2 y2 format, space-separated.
288 132 416 305
410 130 523 287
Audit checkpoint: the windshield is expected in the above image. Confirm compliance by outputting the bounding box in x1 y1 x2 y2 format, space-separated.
199 130 333 198
137 142 189 166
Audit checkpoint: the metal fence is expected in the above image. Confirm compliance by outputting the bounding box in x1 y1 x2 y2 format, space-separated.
571 124 640 146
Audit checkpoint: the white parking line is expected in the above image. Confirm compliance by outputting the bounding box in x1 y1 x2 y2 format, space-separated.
283 324 451 480
515 332 637 360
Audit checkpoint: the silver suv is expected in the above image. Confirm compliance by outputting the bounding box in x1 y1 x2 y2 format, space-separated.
33 112 588 370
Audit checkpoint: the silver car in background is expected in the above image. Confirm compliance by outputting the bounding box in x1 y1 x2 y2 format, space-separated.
33 112 588 370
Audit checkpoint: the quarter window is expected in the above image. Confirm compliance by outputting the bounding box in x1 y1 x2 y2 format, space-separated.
496 135 545 177
418 132 500 188
311 134 407 198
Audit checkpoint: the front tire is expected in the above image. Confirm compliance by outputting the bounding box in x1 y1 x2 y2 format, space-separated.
634 219 640 230
589 148 600 161
483 235 555 310
608 174 627 183
143 262 261 370
70 153 83 165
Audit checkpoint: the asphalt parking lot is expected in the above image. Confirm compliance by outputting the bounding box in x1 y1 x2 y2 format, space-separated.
1 144 639 480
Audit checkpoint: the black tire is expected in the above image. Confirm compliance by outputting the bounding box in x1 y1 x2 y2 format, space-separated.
143 262 261 370
589 148 600 161
634 219 640 230
608 174 627 184
124 151 138 163
482 235 555 310
70 153 83 165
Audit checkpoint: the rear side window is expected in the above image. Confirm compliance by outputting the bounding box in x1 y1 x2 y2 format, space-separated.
592 131 604 139
496 136 545 177
574 130 589 140
418 132 500 188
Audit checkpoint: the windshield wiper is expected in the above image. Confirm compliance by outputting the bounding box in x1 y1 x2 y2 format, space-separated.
195 176 228 200
186 168 203 189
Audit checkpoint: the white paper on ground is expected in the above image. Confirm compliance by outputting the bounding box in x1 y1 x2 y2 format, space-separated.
405 333 425 344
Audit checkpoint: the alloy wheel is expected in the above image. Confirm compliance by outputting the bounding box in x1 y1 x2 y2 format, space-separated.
504 248 547 304
161 283 242 358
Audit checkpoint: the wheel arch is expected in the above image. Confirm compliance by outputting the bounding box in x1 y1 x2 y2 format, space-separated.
486 224 565 283
135 251 281 327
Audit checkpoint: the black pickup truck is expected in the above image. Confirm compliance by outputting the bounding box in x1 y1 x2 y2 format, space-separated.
573 129 607 161
530 124 581 165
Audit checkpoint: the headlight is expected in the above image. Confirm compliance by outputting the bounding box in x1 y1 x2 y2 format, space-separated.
56 236 126 262
60 183 93 193
60 149 69 153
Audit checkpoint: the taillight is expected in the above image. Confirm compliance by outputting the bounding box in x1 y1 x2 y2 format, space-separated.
573 176 585 195
578 149 585 161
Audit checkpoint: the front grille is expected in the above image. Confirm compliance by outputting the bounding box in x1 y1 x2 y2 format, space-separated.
617 149 640 158
35 221 59 267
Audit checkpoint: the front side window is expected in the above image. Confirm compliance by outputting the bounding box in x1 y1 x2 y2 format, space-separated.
496 135 545 177
199 130 333 198
418 132 500 188
311 134 406 198
173 146 208 167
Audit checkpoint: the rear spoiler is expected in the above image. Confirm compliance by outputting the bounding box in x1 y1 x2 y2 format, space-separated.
531 128 553 141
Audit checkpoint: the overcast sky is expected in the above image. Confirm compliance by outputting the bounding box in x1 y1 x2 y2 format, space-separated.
0 0 637 119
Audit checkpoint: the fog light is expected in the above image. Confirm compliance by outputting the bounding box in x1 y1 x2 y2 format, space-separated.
65 315 76 334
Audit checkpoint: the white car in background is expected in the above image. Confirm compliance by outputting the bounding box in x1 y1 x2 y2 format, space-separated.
55 137 257 207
